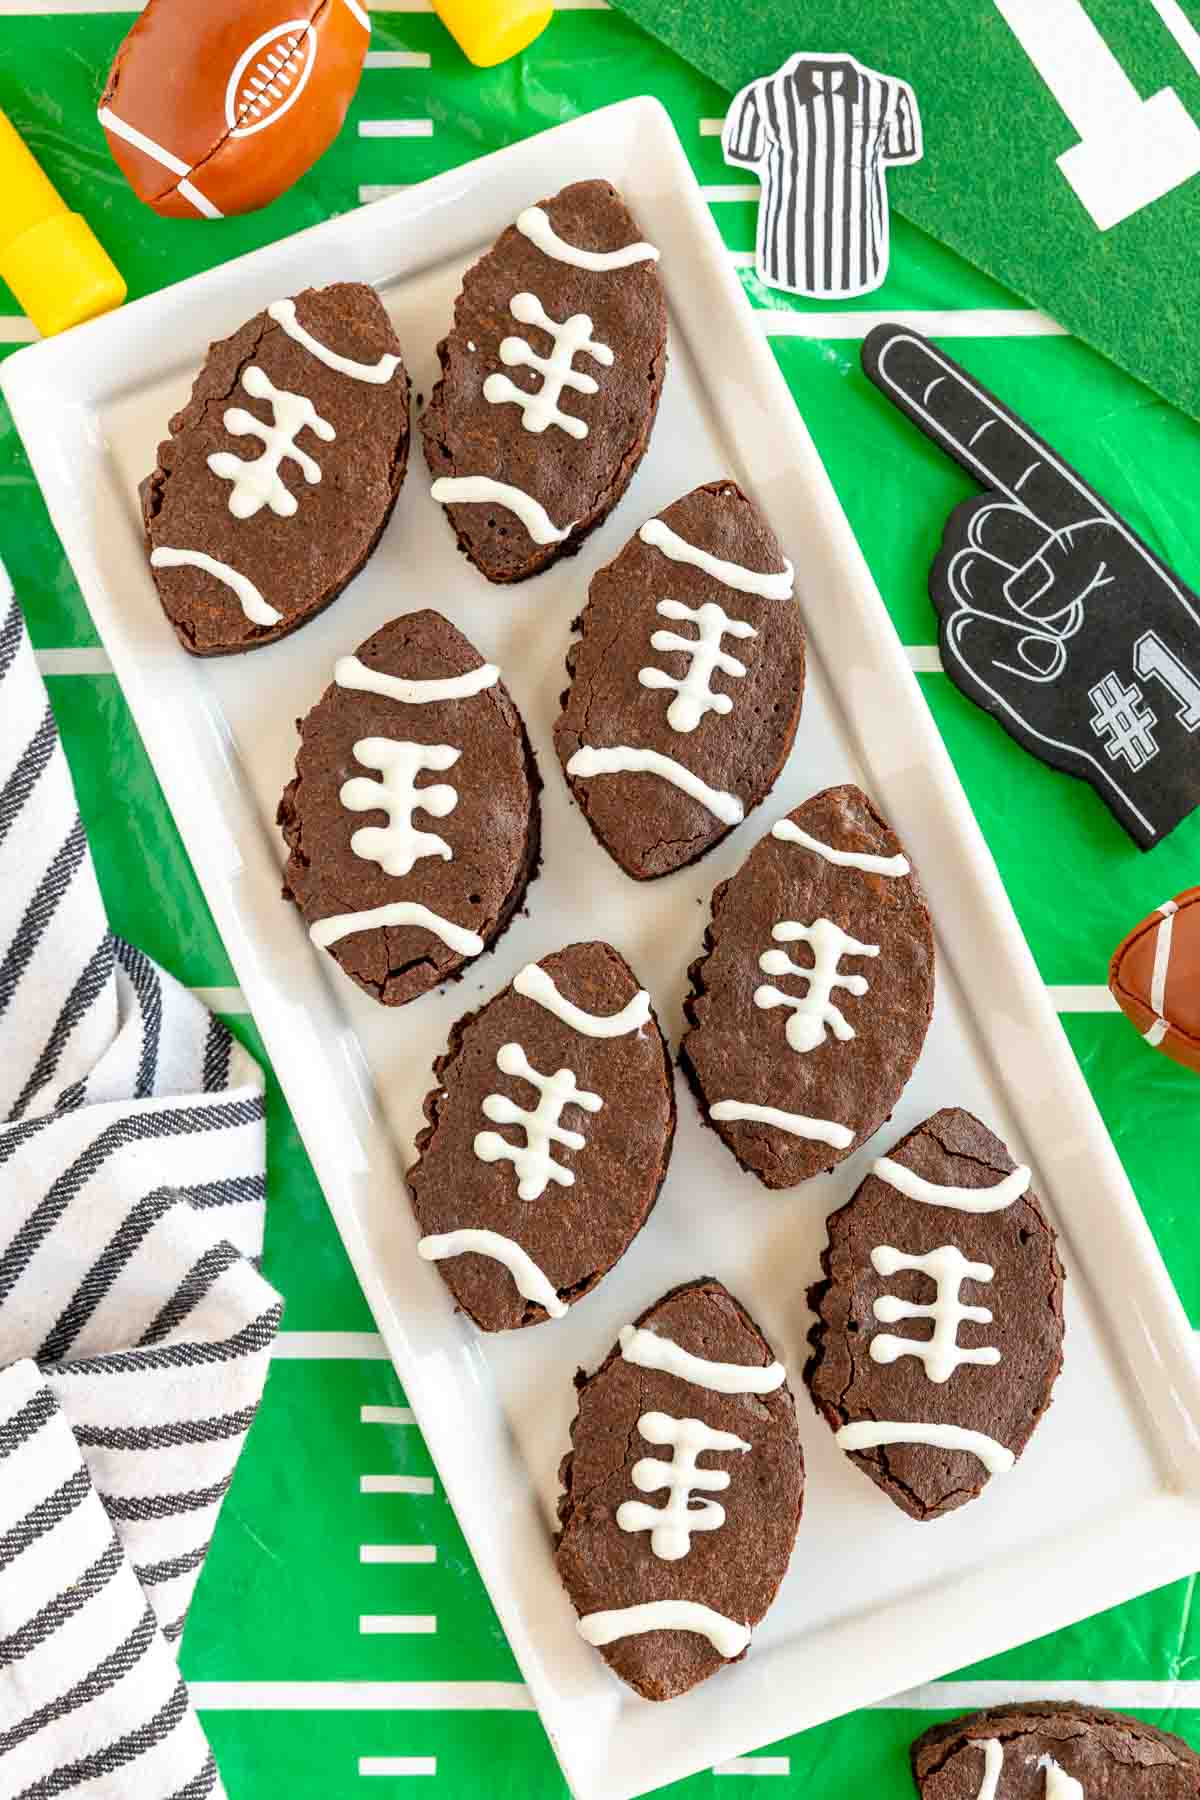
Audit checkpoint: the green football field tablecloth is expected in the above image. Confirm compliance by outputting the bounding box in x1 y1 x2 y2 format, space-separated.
1 5 1199 1796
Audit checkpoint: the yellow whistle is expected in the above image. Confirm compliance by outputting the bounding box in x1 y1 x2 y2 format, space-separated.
0 109 126 339
433 0 553 68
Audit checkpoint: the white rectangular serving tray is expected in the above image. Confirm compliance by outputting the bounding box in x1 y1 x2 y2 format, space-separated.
6 97 1200 1800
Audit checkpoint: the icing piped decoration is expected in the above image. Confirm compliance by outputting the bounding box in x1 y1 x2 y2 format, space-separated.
483 291 613 439
149 546 281 627
417 1228 567 1319
474 1043 603 1200
971 1739 1004 1800
639 599 757 733
755 918 880 1052
618 1324 786 1394
430 475 573 544
616 1411 751 1560
516 205 660 271
873 1156 1031 1213
772 817 910 877
309 901 484 957
567 745 744 826
514 964 650 1038
341 739 460 878
1039 1756 1085 1799
639 517 794 599
335 655 500 706
835 1419 1015 1474
577 1601 750 1659
268 298 401 384
869 1244 1000 1383
710 1099 854 1149
208 366 335 518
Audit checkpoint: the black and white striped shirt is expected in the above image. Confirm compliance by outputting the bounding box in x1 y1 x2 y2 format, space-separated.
723 53 921 299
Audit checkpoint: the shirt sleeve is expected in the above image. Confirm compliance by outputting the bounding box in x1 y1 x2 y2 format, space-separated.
722 79 765 167
884 79 923 164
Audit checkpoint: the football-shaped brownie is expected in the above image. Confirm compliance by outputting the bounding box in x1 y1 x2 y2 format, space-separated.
557 1277 803 1700
99 0 369 219
422 179 667 582
407 942 674 1329
555 480 805 880
681 784 933 1188
806 1107 1065 1521
912 1702 1200 1796
278 610 540 1005
1109 886 1200 1075
143 283 409 654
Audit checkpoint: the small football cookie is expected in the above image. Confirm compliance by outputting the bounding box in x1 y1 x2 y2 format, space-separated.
555 481 805 879
1109 887 1200 1075
278 610 540 1005
99 0 370 220
806 1107 1065 1521
407 941 674 1329
557 1278 803 1700
422 179 667 582
912 1702 1200 1796
681 784 933 1187
144 283 409 654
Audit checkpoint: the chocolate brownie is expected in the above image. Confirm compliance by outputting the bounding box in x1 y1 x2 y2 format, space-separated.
278 609 540 1005
554 480 805 879
422 179 667 582
557 1277 804 1701
681 784 934 1188
806 1107 1065 1521
406 941 675 1329
143 282 409 654
912 1702 1200 1795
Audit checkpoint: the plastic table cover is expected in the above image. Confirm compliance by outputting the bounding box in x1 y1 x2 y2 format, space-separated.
0 6 1197 1796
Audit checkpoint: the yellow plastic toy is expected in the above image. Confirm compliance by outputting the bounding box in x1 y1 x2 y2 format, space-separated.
0 108 126 339
433 0 553 68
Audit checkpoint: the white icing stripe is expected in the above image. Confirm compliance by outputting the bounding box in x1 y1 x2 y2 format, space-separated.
483 291 612 439
870 1245 999 1384
97 107 223 217
208 366 334 518
972 1739 1004 1800
639 598 756 733
335 655 500 704
756 917 878 1052
1038 1755 1084 1799
474 1042 602 1201
516 205 660 271
618 1324 786 1395
710 1099 854 1150
872 1156 1031 1214
616 1411 750 1560
772 818 910 877
835 1420 1015 1475
268 299 400 384
577 1601 750 1659
417 1229 567 1319
150 546 281 626
514 964 650 1038
639 518 794 599
566 745 744 826
1150 904 1176 1020
309 901 484 956
430 476 572 544
341 740 459 877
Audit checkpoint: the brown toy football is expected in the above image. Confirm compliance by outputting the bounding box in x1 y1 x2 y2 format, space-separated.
1109 887 1200 1074
98 0 369 219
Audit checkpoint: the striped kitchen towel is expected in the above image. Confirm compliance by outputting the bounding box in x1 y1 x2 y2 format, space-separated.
0 571 282 1797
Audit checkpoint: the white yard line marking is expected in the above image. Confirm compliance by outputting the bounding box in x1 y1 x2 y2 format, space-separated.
0 316 37 343
702 184 760 202
273 1332 388 1359
359 184 414 203
714 1757 791 1776
359 1759 437 1778
361 1405 416 1425
727 250 757 268
360 1615 438 1635
1048 985 1120 1012
190 986 249 1013
361 1544 436 1564
1149 0 1200 76
757 309 1066 339
35 648 113 675
364 50 432 68
359 119 434 137
906 646 944 673
879 1680 1200 1708
361 1474 435 1495
700 118 725 135
191 1682 533 1710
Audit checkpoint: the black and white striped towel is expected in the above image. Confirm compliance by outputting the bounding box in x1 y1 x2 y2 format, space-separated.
0 571 282 1797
